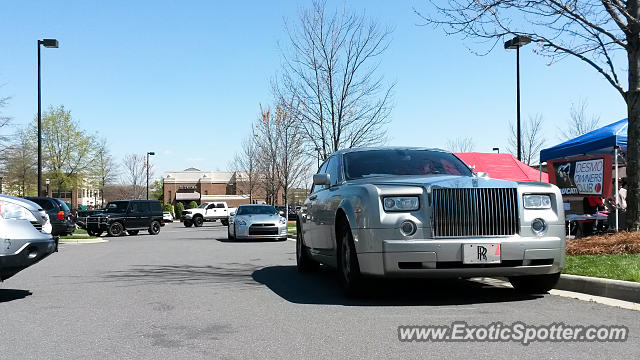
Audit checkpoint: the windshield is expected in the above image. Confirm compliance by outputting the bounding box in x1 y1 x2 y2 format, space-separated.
343 149 472 180
236 205 278 216
105 201 129 213
197 203 208 209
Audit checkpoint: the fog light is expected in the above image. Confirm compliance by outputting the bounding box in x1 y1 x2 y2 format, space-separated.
531 218 547 235
400 220 417 236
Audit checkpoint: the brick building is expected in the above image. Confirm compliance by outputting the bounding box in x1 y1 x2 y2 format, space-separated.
162 168 281 207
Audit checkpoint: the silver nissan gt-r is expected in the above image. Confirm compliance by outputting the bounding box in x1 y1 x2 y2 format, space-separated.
227 204 288 241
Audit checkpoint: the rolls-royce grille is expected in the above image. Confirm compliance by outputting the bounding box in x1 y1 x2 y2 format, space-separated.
249 224 278 235
432 188 519 237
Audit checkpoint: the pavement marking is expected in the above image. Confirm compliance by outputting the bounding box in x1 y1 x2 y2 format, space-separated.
59 238 109 244
472 277 640 312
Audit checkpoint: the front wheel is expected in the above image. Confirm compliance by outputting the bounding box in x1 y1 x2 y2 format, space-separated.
509 273 561 294
338 222 364 296
148 221 161 235
296 223 318 272
227 224 235 240
184 220 193 227
193 216 204 227
107 222 125 237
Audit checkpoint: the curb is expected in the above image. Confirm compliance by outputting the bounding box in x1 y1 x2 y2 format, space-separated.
59 238 109 244
555 274 640 303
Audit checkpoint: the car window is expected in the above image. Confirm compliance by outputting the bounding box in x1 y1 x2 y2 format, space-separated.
325 156 339 186
236 205 278 215
150 202 161 212
29 198 55 211
106 201 129 213
343 149 473 180
216 203 225 208
137 202 150 213
206 204 216 210
55 199 70 212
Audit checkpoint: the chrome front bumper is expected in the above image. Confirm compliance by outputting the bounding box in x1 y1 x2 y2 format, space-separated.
0 219 57 281
234 224 288 239
355 226 565 278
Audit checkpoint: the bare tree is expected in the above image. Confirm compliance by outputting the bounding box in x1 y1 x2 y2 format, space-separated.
230 134 260 203
507 114 546 165
3 128 36 196
0 94 11 154
121 153 151 200
560 99 601 140
92 138 119 206
275 101 309 215
445 137 475 152
417 0 640 230
255 106 281 204
277 1 394 162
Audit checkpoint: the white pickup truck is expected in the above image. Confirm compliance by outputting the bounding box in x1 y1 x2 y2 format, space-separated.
181 202 236 227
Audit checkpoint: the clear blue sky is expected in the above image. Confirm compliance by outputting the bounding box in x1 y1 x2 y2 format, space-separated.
0 0 628 181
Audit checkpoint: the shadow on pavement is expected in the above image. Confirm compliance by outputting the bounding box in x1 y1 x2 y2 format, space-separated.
0 289 32 303
102 264 261 288
215 237 287 243
252 265 542 306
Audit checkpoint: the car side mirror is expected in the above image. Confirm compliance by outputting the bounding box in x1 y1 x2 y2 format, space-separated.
313 173 331 187
230 212 235 216
279 211 285 216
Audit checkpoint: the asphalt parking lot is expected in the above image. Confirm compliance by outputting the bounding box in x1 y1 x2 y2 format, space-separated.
1 222 639 359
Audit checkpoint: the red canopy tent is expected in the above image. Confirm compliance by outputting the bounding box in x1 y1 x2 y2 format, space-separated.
454 152 548 183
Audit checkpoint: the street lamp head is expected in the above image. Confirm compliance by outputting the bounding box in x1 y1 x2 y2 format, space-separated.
492 147 500 153
148 152 155 156
504 35 531 49
40 39 59 48
46 178 50 185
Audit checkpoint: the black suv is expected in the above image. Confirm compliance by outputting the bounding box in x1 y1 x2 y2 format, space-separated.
85 200 163 237
25 197 75 236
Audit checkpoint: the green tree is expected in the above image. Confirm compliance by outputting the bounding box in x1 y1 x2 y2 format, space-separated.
149 179 163 201
187 201 198 209
174 202 185 219
36 105 96 193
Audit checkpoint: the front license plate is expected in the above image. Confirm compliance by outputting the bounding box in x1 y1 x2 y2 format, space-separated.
463 243 501 264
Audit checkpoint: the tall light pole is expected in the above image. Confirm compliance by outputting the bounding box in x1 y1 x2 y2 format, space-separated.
504 35 531 161
37 38 59 196
146 152 155 200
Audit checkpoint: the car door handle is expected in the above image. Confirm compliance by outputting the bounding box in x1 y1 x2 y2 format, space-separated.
309 195 317 200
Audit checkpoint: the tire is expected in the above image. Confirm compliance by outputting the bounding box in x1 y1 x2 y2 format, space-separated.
127 230 139 236
227 224 235 240
193 216 204 227
279 237 287 241
509 273 561 294
87 229 103 237
184 219 193 227
296 222 318 272
107 222 125 237
148 221 161 235
337 221 364 296
221 219 229 226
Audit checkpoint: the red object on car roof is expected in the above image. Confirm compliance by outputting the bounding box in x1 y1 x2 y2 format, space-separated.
454 152 549 183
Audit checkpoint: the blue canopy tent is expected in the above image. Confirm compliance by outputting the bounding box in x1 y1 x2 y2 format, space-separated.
540 118 628 162
540 118 628 230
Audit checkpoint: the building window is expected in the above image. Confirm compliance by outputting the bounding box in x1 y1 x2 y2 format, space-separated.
205 190 208 195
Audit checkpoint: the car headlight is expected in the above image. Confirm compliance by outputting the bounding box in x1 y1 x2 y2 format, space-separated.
523 194 552 209
0 200 38 221
235 218 247 226
383 196 419 212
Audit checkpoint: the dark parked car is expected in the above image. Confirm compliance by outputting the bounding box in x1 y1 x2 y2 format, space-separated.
75 209 104 230
25 197 75 236
85 200 163 237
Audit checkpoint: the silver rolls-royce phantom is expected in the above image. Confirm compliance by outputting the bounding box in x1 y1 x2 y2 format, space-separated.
296 147 565 295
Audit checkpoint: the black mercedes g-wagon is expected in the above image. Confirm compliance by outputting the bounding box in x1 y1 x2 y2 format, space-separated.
85 200 163 237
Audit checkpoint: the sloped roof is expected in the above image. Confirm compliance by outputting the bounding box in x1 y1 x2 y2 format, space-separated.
163 171 235 183
455 152 548 183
